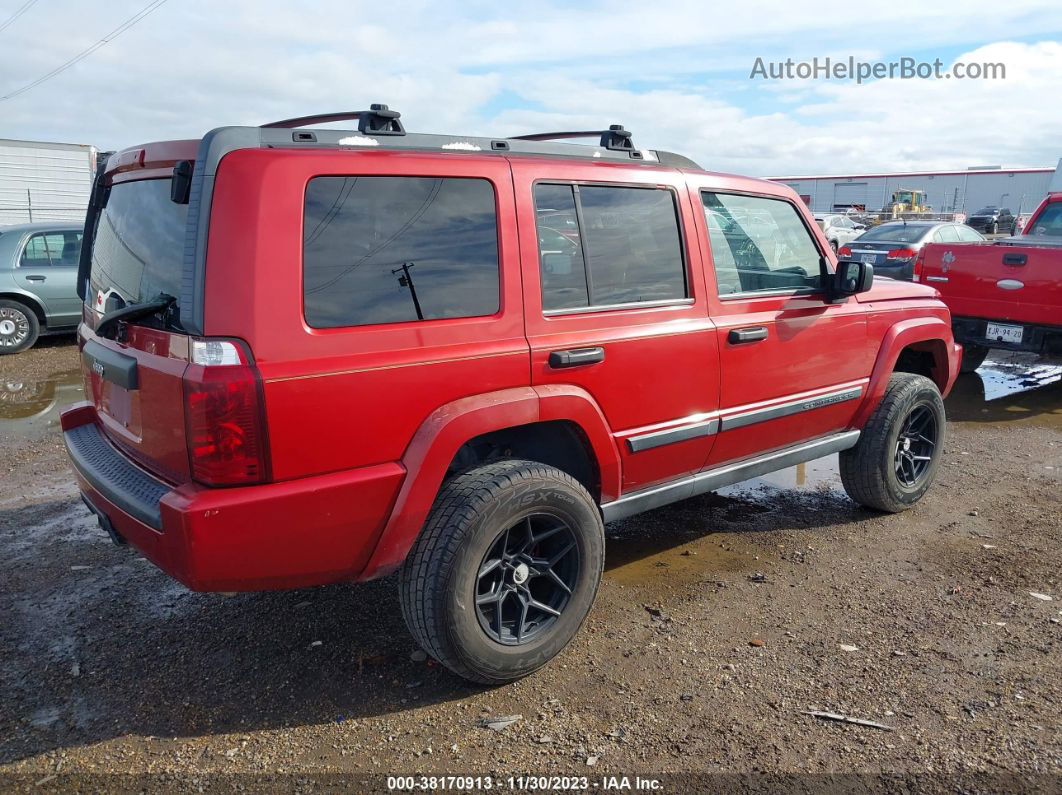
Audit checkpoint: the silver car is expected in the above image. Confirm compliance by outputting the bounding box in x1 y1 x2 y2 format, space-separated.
0 222 83 353
814 213 866 252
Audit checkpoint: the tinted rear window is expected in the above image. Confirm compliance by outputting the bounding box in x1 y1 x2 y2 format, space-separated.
303 177 499 328
856 224 932 243
88 178 188 313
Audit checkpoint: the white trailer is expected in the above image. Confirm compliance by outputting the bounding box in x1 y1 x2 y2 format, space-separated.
0 138 99 226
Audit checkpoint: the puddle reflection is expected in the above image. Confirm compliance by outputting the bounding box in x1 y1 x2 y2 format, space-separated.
945 352 1061 429
0 368 84 441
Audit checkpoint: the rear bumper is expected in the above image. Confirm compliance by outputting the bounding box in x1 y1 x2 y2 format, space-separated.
953 316 1062 355
61 403 406 591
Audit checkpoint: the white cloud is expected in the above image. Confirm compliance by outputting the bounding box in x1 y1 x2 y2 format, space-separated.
0 1 1059 175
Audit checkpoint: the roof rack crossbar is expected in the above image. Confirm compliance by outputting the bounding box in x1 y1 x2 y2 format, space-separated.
511 124 634 152
261 104 405 135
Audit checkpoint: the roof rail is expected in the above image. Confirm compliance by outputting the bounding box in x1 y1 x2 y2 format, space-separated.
261 104 405 135
511 125 634 152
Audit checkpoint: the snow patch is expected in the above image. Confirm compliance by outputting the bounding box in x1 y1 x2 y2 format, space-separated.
441 141 483 151
337 136 379 147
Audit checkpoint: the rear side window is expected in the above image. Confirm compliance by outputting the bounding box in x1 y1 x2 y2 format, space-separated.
20 231 82 267
303 177 499 328
702 192 822 295
933 225 961 243
1027 202 1062 237
533 183 687 311
956 225 984 242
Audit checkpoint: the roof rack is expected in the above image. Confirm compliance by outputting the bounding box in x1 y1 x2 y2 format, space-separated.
261 104 405 135
511 125 634 152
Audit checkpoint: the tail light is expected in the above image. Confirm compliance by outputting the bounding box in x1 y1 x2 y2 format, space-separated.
887 248 917 261
183 339 271 487
837 245 853 258
912 248 927 282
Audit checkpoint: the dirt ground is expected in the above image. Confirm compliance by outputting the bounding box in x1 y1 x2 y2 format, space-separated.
1 338 1060 793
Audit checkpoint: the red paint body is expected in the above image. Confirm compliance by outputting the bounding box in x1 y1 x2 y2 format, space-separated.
62 137 960 591
917 193 1062 353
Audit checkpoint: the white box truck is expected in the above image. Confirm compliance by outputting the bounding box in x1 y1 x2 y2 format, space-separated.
0 138 99 226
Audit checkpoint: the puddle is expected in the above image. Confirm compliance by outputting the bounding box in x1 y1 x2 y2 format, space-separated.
0 368 84 443
605 529 753 586
945 352 1062 429
718 455 843 499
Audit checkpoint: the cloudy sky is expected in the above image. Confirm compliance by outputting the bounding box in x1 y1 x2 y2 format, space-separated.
1 0 1061 176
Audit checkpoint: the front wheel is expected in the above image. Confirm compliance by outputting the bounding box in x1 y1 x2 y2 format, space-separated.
840 373 945 513
399 460 605 684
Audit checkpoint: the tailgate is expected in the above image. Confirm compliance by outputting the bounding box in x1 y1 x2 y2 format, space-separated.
919 242 1062 326
82 327 191 483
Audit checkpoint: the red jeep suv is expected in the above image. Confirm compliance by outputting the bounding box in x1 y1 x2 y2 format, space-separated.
63 106 961 683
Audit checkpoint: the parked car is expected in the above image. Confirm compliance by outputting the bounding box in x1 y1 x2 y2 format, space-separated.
965 206 1015 235
61 108 960 684
916 191 1062 372
814 213 865 251
839 221 985 280
0 221 84 353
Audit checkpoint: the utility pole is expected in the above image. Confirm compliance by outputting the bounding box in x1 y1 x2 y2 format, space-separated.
392 262 424 320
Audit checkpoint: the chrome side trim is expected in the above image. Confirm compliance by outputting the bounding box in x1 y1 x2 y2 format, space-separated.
719 386 863 432
625 418 719 453
543 298 694 317
925 276 949 283
601 430 860 523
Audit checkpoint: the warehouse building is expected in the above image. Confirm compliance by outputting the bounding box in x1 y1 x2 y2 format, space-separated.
769 165 1056 217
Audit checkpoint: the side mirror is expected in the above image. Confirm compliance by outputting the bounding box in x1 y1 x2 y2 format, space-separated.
853 224 866 231
829 260 873 300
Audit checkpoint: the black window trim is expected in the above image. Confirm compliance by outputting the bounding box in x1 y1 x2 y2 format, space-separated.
300 173 505 330
699 188 830 301
532 178 692 317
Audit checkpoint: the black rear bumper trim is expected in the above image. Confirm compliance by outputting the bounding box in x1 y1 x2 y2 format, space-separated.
64 423 169 530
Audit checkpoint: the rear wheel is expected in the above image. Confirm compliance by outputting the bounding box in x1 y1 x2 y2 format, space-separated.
830 240 838 253
959 344 989 373
0 300 39 354
840 373 945 513
399 459 604 684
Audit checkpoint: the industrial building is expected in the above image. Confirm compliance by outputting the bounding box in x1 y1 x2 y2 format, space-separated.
769 164 1057 217
0 139 99 226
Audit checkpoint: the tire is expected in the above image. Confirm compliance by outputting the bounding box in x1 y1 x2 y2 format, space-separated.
0 300 40 354
399 459 605 684
840 373 946 513
959 344 989 374
988 222 997 235
830 240 838 253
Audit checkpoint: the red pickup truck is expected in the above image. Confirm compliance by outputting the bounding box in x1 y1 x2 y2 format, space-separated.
916 191 1062 372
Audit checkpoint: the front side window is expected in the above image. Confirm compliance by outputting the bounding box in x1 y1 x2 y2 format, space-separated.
701 192 822 296
534 183 687 311
303 177 499 328
20 231 81 267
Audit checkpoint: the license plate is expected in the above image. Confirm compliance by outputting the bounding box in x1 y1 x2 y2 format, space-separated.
985 322 1024 344
861 253 876 264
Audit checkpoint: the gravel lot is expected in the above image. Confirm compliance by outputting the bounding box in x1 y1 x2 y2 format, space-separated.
1 338 1060 792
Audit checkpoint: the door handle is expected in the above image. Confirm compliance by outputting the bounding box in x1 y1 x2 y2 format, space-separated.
25 275 46 282
548 347 605 368
1002 253 1027 266
728 327 768 344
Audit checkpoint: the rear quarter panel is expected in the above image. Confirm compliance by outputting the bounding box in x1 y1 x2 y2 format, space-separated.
203 149 531 482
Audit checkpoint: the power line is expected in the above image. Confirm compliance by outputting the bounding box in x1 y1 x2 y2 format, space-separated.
0 0 170 102
0 0 39 34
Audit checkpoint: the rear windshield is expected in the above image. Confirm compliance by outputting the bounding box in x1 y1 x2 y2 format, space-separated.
1027 202 1062 237
855 224 932 243
88 178 189 317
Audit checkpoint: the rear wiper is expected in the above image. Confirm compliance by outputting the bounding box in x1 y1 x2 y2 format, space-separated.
96 294 176 340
